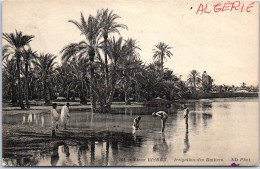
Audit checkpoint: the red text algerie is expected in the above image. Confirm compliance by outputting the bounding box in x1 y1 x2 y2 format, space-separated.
196 1 255 15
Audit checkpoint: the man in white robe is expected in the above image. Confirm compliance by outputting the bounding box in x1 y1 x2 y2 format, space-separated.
60 103 70 130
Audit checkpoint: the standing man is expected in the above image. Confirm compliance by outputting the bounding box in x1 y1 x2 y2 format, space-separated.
183 105 189 134
51 103 59 137
61 103 70 130
183 106 189 125
152 111 168 132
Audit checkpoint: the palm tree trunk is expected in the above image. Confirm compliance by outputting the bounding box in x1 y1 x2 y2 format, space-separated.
11 73 17 105
48 86 51 103
80 76 87 104
161 54 164 76
135 83 140 102
11 83 17 105
66 86 70 100
89 48 96 112
105 73 117 113
99 97 107 113
124 82 131 105
43 78 50 104
16 55 25 109
104 35 109 93
25 62 30 108
44 83 48 104
193 77 196 94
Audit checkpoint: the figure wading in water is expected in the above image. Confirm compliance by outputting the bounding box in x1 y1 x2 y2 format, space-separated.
152 111 168 132
132 116 142 130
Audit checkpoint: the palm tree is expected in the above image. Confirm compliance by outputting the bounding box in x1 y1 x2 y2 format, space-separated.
22 48 37 108
69 58 90 104
241 82 247 89
187 70 201 94
55 58 89 104
61 12 103 112
2 58 17 104
176 80 189 98
2 30 34 109
97 8 127 91
201 71 213 93
117 38 141 104
153 42 173 75
33 53 57 104
104 37 130 111
54 63 73 100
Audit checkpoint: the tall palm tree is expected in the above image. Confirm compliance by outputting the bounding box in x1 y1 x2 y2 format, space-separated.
153 42 173 75
2 58 17 104
187 70 201 94
97 8 128 90
2 30 34 109
104 37 130 111
61 12 103 112
33 53 57 104
22 48 37 108
118 38 141 104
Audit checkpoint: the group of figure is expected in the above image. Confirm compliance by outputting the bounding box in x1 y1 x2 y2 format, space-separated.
132 105 190 133
50 103 71 137
50 103 190 137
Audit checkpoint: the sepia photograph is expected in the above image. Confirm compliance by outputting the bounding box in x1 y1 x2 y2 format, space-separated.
1 0 259 167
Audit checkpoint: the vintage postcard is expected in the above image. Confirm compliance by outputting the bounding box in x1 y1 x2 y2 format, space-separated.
2 0 259 167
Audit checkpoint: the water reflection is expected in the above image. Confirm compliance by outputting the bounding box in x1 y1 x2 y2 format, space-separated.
22 114 26 124
153 133 169 157
14 98 260 167
63 144 70 157
184 101 212 112
41 115 45 127
190 113 197 132
90 140 95 164
78 144 89 166
105 142 109 166
202 113 212 128
20 113 46 126
28 114 33 124
183 123 190 154
51 143 59 166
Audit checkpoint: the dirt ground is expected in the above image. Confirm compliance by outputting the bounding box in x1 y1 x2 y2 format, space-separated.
2 122 140 166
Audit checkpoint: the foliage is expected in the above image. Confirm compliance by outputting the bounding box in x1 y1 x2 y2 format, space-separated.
2 30 34 109
32 53 57 104
2 9 257 111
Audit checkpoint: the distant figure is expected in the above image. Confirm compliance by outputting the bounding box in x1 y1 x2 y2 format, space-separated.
183 106 189 125
152 111 168 132
41 114 45 127
51 103 59 137
132 116 141 130
60 103 70 130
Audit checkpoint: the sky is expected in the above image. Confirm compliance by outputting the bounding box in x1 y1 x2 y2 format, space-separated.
2 0 259 86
